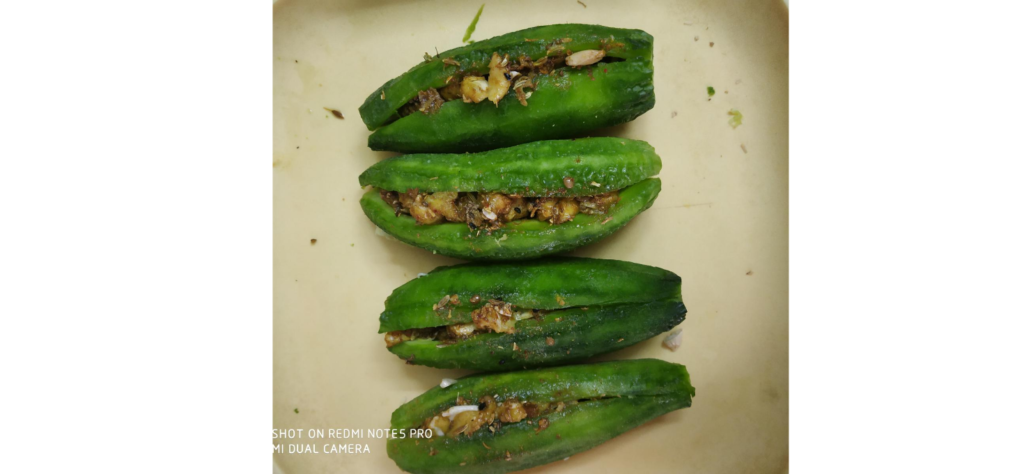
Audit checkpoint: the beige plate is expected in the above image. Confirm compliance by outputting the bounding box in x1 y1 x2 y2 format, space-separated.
274 0 788 472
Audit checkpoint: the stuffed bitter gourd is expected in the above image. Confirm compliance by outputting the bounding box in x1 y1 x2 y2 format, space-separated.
358 24 654 153
380 258 685 371
359 138 661 260
387 359 695 474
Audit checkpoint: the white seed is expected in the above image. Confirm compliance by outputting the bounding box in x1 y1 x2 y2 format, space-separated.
441 405 480 419
440 378 457 388
514 311 535 321
566 49 606 67
448 323 476 337
662 328 683 351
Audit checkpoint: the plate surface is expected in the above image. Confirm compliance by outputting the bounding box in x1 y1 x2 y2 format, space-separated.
273 0 788 472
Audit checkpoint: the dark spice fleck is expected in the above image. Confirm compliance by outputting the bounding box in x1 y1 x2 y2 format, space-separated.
310 239 317 245
323 107 344 119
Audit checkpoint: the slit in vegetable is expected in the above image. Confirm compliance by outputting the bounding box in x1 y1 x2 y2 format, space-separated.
422 395 573 438
379 188 620 229
399 44 628 116
384 299 543 348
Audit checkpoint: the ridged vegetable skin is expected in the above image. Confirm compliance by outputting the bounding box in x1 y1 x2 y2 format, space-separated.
361 177 660 260
379 257 681 332
380 258 686 371
388 301 685 371
359 137 661 197
367 61 654 153
358 24 655 153
387 359 695 474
